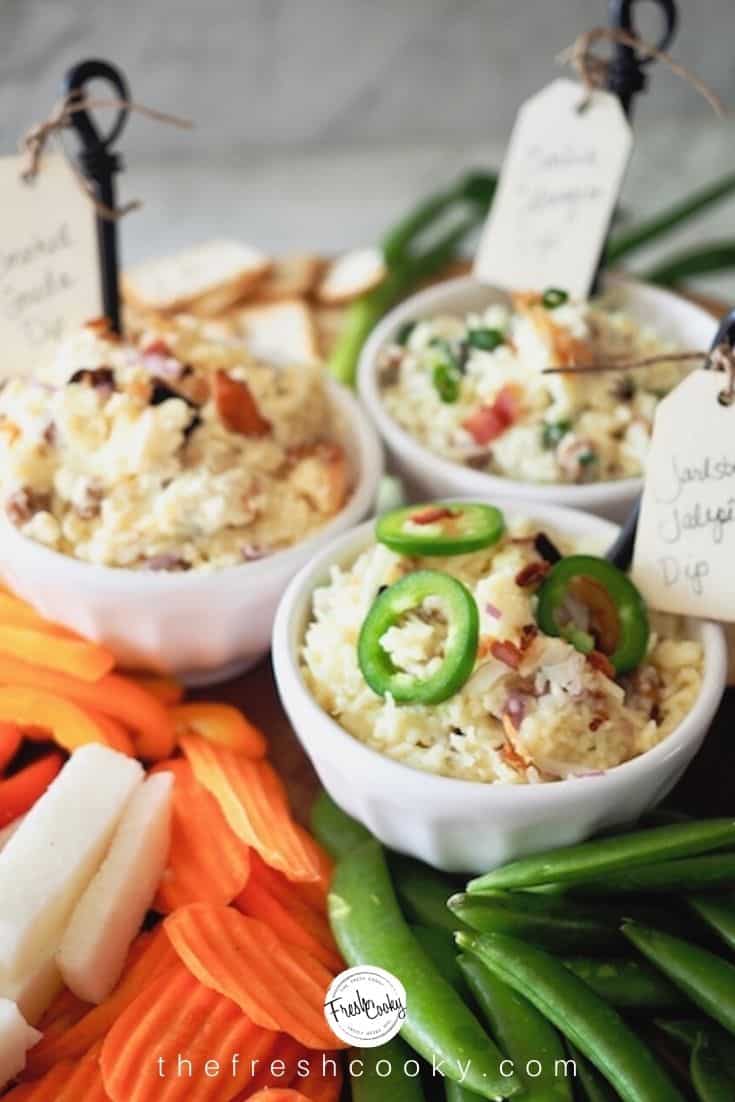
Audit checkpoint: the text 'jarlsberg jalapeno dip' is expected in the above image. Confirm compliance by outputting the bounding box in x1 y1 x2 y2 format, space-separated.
301 502 705 785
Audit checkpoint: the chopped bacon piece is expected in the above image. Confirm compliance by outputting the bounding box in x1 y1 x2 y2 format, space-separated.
143 338 173 357
214 371 271 437
588 650 616 679
514 561 550 588
411 506 454 525
589 713 608 732
519 624 538 652
490 640 522 669
462 385 520 445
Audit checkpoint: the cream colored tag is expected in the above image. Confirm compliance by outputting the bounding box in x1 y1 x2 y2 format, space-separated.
474 79 633 298
633 369 735 620
0 153 101 377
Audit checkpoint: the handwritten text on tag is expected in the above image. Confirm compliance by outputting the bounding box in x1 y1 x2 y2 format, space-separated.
0 153 101 378
633 369 735 621
474 79 633 299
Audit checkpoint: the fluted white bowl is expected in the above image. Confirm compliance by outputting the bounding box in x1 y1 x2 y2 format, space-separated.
272 501 726 872
357 276 716 523
0 379 383 685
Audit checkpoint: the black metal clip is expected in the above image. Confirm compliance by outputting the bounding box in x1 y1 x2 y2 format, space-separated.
607 0 678 118
64 59 131 334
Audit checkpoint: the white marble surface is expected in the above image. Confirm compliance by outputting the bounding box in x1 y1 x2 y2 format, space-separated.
2 0 734 296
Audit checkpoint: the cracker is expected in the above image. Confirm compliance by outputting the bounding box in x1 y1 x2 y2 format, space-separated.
121 240 271 316
316 246 386 305
251 254 324 302
234 300 320 365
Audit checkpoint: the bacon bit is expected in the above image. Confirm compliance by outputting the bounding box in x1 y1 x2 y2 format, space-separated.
519 624 538 652
143 554 191 572
213 371 271 437
588 650 616 679
143 338 173 357
411 506 455 526
83 316 120 342
42 422 57 447
5 488 51 526
68 366 116 393
515 561 550 588
462 385 520 445
477 636 494 659
491 640 522 669
589 713 608 732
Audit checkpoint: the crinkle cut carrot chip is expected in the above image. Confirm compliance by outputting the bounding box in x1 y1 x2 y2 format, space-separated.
164 904 344 1049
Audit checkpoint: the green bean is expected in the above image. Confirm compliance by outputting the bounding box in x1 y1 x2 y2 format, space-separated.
691 1033 735 1102
449 890 622 952
644 241 735 287
410 925 468 996
622 922 735 1036
329 841 519 1099
606 172 735 262
349 1038 427 1102
445 1083 480 1102
390 854 462 933
561 957 685 1010
309 790 371 859
689 895 735 952
456 930 685 1102
561 853 735 896
459 954 573 1101
467 819 735 892
565 1043 618 1102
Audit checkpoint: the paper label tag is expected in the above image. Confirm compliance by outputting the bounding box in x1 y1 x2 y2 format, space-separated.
474 79 633 299
632 369 735 621
0 153 101 378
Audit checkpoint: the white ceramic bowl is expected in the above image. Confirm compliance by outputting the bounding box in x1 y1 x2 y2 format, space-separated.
273 501 727 873
358 276 717 523
0 379 383 686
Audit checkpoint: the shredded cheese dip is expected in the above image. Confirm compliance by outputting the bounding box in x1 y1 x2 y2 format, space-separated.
0 319 350 571
379 290 690 484
301 519 703 784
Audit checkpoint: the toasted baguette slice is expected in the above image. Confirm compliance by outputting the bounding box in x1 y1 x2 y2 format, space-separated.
316 246 386 305
251 253 324 302
235 300 320 366
122 240 271 315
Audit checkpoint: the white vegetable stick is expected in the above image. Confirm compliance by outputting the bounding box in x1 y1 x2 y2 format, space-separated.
0 745 143 980
0 817 24 854
57 772 173 1003
0 999 41 1089
0 953 62 1026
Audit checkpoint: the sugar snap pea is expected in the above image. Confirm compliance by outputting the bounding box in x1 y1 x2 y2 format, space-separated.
391 854 463 933
565 1043 617 1102
623 922 735 1036
656 1019 735 1079
457 930 685 1102
561 956 685 1010
410 925 468 996
691 1033 735 1102
459 953 573 1101
349 1038 427 1102
564 853 735 896
449 891 622 952
467 819 735 892
329 841 520 1099
689 895 735 952
310 790 371 859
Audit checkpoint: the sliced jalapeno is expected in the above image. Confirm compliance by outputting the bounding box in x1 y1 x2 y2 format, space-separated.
376 502 505 557
536 554 649 674
358 570 478 705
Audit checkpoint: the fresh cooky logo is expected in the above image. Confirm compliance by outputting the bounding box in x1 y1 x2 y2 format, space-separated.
324 966 407 1047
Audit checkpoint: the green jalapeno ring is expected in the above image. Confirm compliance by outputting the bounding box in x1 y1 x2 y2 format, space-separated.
536 554 649 674
376 502 505 557
357 570 479 705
